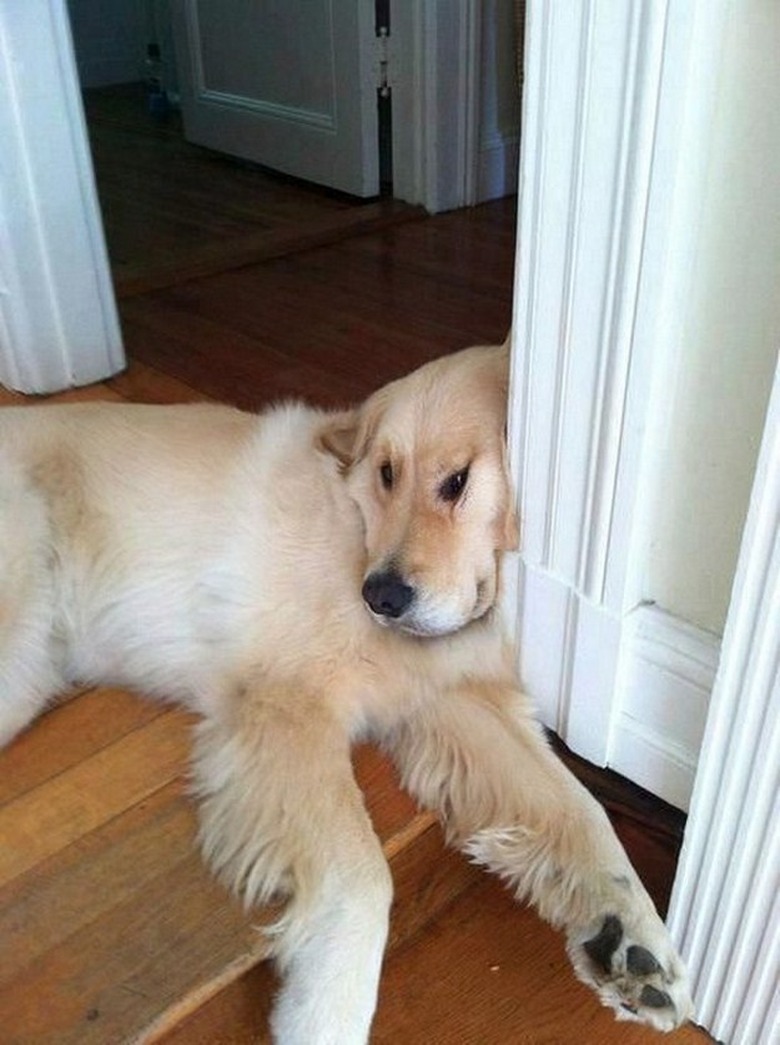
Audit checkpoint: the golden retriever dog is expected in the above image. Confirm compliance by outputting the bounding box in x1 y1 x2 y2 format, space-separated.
0 342 691 1042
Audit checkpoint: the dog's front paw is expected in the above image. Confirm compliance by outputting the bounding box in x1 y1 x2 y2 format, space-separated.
568 911 693 1032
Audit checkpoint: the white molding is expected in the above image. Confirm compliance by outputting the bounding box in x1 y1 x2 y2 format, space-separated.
0 0 124 394
510 0 671 605
506 1 739 791
197 91 335 132
184 0 334 132
610 605 720 810
668 356 780 1045
391 0 482 212
516 563 623 761
475 131 520 202
517 591 720 810
508 1 676 764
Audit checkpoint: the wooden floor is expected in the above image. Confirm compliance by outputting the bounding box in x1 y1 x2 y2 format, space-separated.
0 199 708 1041
84 83 422 297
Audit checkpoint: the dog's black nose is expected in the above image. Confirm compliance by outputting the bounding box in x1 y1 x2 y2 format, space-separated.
362 570 414 619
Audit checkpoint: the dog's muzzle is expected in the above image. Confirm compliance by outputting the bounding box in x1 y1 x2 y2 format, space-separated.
362 568 414 621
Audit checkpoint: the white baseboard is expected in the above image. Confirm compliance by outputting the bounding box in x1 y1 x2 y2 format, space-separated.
517 563 623 768
610 605 720 811
476 132 519 203
516 564 720 811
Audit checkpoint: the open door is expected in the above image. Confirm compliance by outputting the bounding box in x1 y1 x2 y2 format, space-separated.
170 0 379 197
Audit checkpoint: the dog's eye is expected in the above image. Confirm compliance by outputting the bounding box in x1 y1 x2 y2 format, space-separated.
439 467 469 503
380 462 394 490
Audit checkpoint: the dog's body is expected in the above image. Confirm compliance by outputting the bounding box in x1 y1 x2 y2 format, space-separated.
0 344 691 1042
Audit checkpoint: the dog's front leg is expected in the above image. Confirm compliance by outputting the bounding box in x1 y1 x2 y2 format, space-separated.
384 681 693 1032
193 687 392 1045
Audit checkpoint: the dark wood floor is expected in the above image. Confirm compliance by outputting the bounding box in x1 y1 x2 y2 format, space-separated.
116 199 518 411
84 83 423 297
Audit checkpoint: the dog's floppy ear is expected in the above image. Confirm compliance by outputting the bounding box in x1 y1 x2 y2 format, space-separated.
499 498 520 551
317 390 388 471
316 409 360 469
497 436 520 551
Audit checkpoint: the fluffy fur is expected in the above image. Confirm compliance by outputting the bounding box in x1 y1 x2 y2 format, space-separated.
0 342 692 1042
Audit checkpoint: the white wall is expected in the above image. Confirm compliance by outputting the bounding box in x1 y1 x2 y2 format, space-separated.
637 2 780 635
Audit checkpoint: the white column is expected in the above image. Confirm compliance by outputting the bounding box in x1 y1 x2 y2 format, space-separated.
668 357 780 1045
507 0 680 763
0 0 124 393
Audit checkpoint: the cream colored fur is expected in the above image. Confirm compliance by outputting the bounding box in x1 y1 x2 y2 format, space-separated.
0 343 692 1042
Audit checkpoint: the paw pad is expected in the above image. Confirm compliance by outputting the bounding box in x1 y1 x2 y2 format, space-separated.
627 945 661 976
640 985 673 1009
583 914 623 973
575 914 692 1032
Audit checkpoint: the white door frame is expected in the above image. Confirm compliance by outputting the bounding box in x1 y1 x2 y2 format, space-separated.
0 0 124 394
510 4 777 1037
505 0 729 809
391 0 482 213
667 352 780 1045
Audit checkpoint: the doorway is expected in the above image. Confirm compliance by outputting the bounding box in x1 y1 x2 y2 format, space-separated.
66 1 523 298
67 0 423 298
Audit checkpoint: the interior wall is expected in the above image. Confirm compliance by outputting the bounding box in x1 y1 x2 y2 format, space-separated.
638 1 780 635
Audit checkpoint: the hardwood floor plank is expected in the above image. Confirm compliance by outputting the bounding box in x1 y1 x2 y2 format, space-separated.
114 201 426 298
0 688 164 807
0 789 258 1045
82 83 425 298
0 696 440 1045
0 783 208 987
106 361 214 404
116 204 514 412
0 709 192 887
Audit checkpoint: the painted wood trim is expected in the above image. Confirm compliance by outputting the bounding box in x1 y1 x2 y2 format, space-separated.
0 0 124 394
506 0 742 783
390 0 482 212
668 355 780 1045
507 1 678 764
475 131 520 203
510 0 672 606
610 605 720 811
515 563 623 761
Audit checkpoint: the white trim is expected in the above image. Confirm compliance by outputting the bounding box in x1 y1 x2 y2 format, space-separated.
515 564 623 760
508 0 677 765
511 0 672 607
668 356 780 1045
476 131 520 202
197 91 336 132
184 0 335 133
0 0 124 394
391 1 482 212
610 606 720 811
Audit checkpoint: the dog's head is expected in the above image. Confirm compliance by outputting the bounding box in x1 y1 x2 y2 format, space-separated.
318 341 519 637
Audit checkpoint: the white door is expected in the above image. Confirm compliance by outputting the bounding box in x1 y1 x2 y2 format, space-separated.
170 0 379 197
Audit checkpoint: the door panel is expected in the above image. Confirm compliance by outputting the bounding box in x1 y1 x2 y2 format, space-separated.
171 0 379 197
